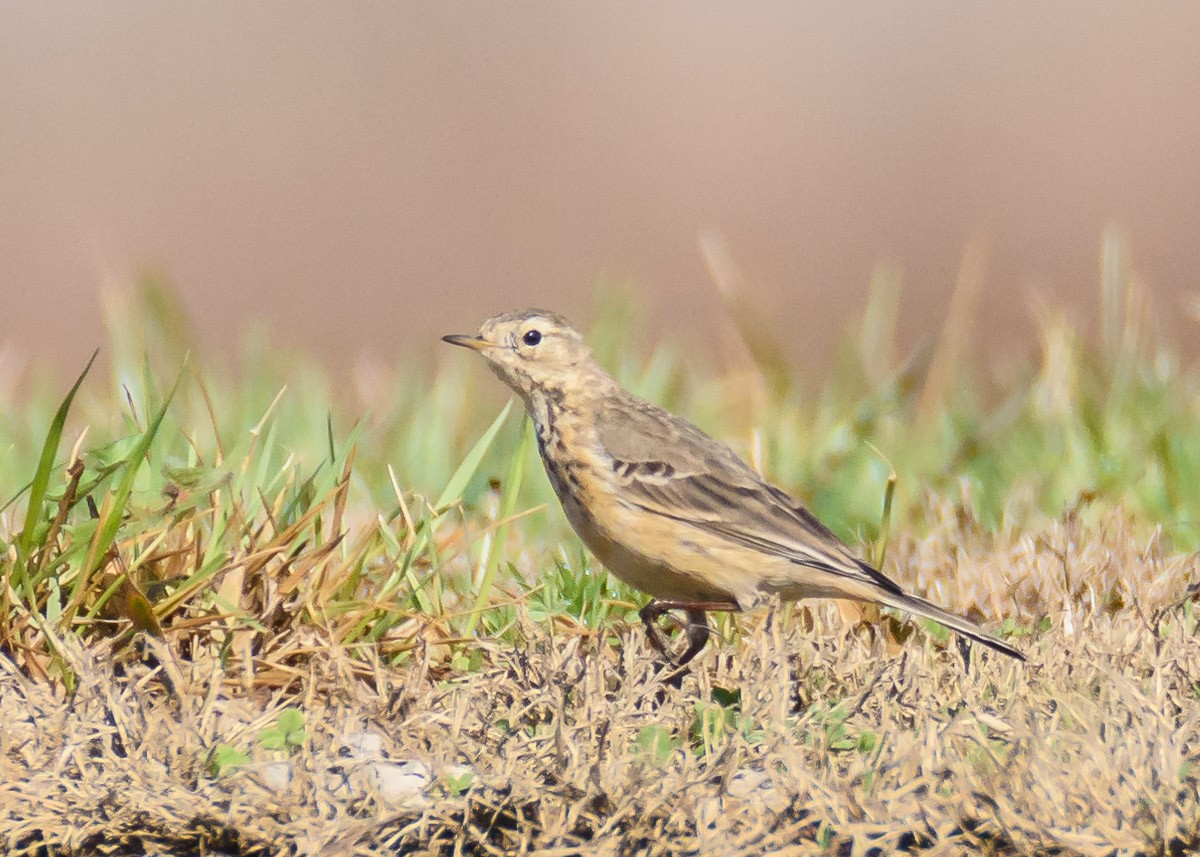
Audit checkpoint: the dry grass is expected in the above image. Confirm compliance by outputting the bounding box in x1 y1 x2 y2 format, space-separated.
4 273 1200 854
2 507 1197 857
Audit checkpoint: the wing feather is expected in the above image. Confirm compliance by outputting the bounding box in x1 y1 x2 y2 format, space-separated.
595 397 899 594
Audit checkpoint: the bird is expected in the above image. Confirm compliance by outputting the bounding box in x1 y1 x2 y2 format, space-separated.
442 308 1025 666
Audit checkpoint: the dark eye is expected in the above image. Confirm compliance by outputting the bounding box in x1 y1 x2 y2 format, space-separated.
522 329 542 347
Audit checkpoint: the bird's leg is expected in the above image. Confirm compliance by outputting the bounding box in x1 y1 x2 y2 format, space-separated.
678 608 711 666
638 599 741 666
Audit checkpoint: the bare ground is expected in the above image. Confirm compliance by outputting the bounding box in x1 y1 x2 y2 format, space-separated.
2 509 1199 857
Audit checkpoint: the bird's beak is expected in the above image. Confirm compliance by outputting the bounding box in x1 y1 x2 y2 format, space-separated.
441 334 497 351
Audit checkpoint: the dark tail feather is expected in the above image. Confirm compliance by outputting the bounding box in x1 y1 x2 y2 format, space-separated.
878 590 1026 661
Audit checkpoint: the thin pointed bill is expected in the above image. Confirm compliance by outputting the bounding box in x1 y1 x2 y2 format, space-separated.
441 334 497 351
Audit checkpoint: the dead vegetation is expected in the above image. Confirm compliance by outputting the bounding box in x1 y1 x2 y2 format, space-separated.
2 508 1197 857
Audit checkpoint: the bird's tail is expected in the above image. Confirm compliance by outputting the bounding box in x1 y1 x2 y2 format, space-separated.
876 589 1026 661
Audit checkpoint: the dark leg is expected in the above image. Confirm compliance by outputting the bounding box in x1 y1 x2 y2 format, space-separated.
638 599 741 666
638 601 673 656
677 608 712 666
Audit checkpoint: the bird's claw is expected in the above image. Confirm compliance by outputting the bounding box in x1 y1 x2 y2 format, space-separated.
638 602 711 667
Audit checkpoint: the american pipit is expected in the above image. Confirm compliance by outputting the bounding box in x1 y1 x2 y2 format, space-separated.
443 309 1025 665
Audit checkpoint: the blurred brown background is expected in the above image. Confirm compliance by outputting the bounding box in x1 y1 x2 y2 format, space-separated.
3 3 1199 375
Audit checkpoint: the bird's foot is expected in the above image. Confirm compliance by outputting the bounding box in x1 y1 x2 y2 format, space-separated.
638 601 731 667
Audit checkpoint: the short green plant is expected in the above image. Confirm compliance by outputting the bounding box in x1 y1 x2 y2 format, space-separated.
445 769 475 797
209 744 252 777
634 724 678 767
259 708 307 752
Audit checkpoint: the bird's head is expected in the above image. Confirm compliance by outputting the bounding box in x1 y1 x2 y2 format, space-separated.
442 308 602 405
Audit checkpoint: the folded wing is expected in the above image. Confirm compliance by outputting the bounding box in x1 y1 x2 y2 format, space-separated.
595 397 902 596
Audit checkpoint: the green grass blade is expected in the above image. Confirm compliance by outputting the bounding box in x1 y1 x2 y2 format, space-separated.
15 349 98 573
864 441 897 570
434 399 513 511
367 400 514 625
464 416 534 636
87 357 188 578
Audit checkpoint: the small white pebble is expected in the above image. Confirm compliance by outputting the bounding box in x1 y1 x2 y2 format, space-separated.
344 730 385 761
726 769 769 798
727 768 788 813
246 760 293 793
371 760 432 805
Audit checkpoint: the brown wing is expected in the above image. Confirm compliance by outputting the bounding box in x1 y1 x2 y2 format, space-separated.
594 395 902 595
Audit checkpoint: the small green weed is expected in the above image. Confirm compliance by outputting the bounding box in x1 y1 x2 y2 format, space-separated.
209 744 251 777
634 725 679 766
259 708 307 752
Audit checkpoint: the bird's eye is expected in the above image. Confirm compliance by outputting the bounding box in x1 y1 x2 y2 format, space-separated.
522 329 542 347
